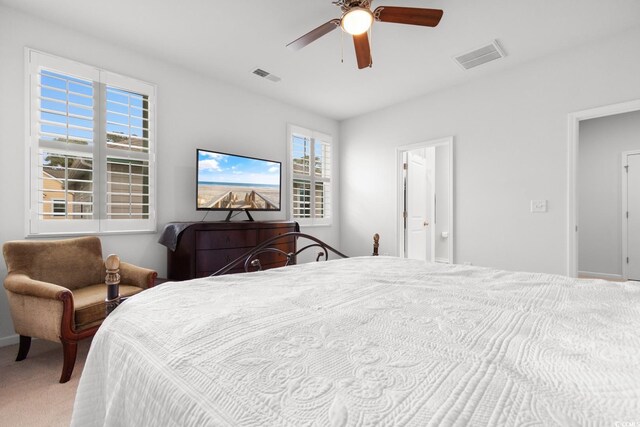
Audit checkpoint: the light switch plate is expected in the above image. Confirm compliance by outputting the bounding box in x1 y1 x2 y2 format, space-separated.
531 200 547 213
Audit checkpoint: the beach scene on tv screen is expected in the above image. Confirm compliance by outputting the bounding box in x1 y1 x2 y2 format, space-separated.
197 151 280 210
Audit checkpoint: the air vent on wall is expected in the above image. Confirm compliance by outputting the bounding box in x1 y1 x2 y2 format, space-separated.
252 68 281 83
453 40 505 70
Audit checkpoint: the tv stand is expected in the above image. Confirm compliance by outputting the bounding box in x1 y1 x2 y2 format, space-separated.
224 209 254 222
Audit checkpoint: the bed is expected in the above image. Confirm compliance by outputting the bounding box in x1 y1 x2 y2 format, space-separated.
72 253 640 426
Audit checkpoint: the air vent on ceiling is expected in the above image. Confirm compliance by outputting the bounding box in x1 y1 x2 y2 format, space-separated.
252 68 281 83
453 40 506 70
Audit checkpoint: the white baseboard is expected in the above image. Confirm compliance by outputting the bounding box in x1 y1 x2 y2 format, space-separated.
434 257 449 264
0 333 19 348
578 271 623 281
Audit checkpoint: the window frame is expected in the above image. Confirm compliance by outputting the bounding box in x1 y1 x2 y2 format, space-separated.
25 48 157 236
287 124 333 227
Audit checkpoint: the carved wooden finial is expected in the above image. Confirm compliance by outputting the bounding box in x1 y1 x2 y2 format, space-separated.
105 254 121 315
105 254 120 271
373 233 380 256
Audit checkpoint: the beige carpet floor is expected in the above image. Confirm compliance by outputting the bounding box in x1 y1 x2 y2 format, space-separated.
0 338 91 427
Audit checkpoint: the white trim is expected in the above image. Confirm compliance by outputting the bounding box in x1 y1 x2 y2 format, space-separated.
567 99 640 277
24 47 31 238
25 229 158 238
396 136 454 263
0 334 19 348
621 150 640 280
578 271 624 281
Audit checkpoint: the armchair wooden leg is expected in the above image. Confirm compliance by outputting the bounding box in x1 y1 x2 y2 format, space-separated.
60 340 78 383
16 335 31 361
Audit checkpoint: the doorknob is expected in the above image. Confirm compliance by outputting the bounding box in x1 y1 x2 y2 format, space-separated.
423 220 429 227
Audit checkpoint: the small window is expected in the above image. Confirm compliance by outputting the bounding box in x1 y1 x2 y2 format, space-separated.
288 125 332 226
26 49 156 235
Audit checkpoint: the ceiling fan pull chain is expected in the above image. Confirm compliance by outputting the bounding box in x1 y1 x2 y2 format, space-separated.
368 27 373 67
341 28 344 63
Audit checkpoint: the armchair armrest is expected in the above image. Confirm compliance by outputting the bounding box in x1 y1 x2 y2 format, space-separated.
4 273 71 300
3 273 71 343
118 262 157 289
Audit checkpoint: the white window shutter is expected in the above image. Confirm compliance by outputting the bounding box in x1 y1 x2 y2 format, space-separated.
27 49 156 235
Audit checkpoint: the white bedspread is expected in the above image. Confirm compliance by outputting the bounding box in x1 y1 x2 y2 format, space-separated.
72 257 640 426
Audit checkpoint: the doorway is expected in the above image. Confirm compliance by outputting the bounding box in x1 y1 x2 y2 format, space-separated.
404 147 434 260
397 137 453 262
568 99 640 278
623 151 640 280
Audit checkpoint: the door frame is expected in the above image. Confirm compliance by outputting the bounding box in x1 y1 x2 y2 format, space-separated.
396 136 453 261
567 99 640 277
621 150 640 280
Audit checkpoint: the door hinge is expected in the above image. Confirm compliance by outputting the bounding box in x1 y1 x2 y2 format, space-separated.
627 257 630 264
627 211 629 219
575 225 578 232
625 165 629 172
403 163 408 170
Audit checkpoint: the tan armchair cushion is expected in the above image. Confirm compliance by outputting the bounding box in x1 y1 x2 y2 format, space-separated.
73 284 144 330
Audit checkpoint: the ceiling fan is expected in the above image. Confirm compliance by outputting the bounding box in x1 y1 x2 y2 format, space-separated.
286 0 443 69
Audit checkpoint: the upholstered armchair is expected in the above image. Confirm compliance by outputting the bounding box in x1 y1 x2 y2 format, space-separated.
2 236 157 383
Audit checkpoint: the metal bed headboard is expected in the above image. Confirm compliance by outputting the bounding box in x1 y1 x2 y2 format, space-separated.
211 232 379 276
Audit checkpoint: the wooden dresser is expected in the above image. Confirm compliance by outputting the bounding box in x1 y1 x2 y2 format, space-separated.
166 221 298 280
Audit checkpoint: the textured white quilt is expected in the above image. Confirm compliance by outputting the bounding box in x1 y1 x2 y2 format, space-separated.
72 257 640 426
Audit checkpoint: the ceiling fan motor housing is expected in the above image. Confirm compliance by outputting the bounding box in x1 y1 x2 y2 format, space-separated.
334 0 372 13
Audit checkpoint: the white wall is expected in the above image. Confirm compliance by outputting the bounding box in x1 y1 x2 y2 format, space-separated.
0 6 339 345
340 26 640 274
578 111 640 277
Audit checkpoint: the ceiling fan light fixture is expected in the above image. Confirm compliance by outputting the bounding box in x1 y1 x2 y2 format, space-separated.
341 7 373 35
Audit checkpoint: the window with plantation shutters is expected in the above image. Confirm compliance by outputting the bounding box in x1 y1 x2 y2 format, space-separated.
288 125 332 225
27 49 156 235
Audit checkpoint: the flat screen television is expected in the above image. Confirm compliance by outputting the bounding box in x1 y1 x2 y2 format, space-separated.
196 149 281 219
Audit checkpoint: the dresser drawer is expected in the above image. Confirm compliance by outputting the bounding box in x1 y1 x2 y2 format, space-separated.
257 226 297 244
195 229 257 250
195 247 253 273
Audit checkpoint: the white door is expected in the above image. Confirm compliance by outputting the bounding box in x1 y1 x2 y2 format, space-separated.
405 149 432 261
627 153 640 280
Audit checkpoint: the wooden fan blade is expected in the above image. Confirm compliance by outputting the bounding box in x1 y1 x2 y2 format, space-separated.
353 33 372 69
374 7 443 27
286 19 341 51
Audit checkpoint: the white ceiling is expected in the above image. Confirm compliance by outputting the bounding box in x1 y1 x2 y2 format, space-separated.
2 0 640 120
